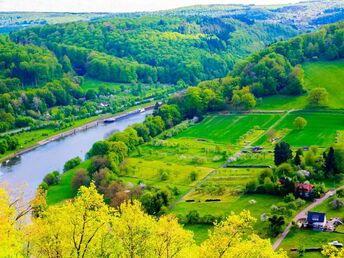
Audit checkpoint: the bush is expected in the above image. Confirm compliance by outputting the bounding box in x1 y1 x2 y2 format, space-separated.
189 171 198 182
284 193 296 203
43 171 60 186
63 157 81 172
186 210 200 224
39 182 49 191
330 198 344 210
71 168 90 192
246 179 258 193
337 189 344 198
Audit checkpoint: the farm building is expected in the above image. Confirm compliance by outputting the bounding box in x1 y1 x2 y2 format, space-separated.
307 212 326 230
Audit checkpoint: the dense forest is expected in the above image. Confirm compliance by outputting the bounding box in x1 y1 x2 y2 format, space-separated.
10 16 297 85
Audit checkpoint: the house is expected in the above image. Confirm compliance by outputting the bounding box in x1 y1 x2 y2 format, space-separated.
307 212 326 230
295 183 314 198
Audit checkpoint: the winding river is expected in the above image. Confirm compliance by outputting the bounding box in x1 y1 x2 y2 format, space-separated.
0 110 152 199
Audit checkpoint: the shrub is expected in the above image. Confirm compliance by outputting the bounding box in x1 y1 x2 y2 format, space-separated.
186 210 200 224
189 171 198 182
330 198 344 210
337 189 344 198
43 171 60 186
71 168 90 192
246 179 258 193
284 193 296 203
63 157 81 172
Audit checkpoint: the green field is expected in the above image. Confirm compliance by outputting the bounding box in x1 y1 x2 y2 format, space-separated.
274 112 344 147
175 114 282 145
256 60 344 110
47 160 91 205
304 60 344 109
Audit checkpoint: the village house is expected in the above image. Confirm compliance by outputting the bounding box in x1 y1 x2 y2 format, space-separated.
307 211 326 231
295 183 314 198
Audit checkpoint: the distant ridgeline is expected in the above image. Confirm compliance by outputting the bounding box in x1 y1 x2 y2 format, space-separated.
228 21 344 97
9 16 297 85
167 21 344 120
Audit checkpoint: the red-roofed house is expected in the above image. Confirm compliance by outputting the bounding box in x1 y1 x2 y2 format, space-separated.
295 183 314 198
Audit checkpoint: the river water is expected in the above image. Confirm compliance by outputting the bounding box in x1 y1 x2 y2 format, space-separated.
0 110 151 199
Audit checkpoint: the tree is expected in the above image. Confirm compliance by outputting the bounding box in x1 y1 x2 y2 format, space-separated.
294 151 302 166
274 141 292 166
87 141 110 157
111 201 155 258
71 168 91 192
63 157 81 172
152 215 194 258
324 147 336 177
330 198 344 210
276 163 294 178
268 215 285 237
0 188 24 256
293 116 307 130
308 87 328 106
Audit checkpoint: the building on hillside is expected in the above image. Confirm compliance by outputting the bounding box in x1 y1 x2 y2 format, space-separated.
307 212 326 231
295 183 314 198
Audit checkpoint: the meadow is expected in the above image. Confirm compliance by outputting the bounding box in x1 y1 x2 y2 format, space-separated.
273 112 344 147
256 60 344 110
175 114 282 145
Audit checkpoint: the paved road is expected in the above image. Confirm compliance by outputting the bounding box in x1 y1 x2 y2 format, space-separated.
272 185 344 250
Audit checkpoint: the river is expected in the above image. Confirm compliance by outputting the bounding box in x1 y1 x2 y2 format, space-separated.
0 110 151 199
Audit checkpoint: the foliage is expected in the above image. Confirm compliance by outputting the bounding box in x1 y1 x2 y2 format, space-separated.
293 116 307 130
63 156 82 172
308 87 329 106
274 141 293 166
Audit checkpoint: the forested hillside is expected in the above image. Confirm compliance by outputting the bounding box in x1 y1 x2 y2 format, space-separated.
10 16 297 85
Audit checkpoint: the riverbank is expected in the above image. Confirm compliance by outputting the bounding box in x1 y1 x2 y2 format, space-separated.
0 102 155 163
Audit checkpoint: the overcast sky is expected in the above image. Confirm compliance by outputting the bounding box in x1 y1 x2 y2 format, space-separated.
0 0 301 13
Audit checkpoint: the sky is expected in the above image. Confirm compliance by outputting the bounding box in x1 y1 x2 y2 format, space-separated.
0 0 302 13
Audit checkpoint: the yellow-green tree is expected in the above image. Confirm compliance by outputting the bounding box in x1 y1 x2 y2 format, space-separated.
0 188 24 257
152 214 194 258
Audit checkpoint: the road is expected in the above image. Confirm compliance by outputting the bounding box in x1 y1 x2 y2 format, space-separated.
272 185 344 250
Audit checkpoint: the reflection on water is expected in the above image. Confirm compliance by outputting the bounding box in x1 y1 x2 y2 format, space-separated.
0 111 151 199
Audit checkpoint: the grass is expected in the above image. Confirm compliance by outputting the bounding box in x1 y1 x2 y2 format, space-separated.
303 60 344 109
122 158 213 187
175 114 281 145
279 229 344 257
256 60 344 110
183 224 211 244
135 138 233 169
274 112 344 147
47 160 91 205
82 78 124 91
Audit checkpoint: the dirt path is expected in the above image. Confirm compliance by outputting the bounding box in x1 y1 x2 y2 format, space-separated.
272 185 344 250
170 110 293 209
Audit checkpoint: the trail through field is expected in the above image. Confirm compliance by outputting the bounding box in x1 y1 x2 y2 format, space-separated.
272 184 344 250
170 110 293 209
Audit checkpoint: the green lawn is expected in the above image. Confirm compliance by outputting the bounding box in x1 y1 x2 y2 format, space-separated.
175 114 281 145
47 160 91 205
279 229 344 257
274 112 344 147
256 60 344 110
304 60 344 109
82 78 124 91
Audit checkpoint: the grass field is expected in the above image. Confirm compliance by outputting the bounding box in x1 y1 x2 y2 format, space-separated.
256 60 344 110
274 112 344 147
175 114 282 145
279 229 344 257
135 138 233 169
123 158 213 187
47 160 91 205
304 60 344 109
